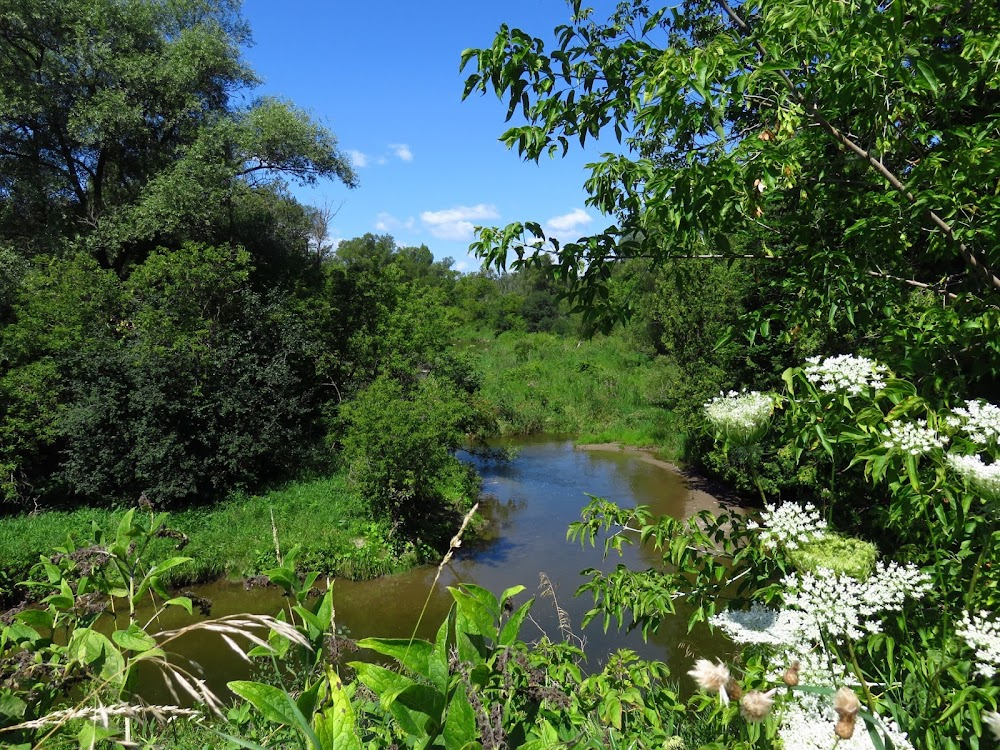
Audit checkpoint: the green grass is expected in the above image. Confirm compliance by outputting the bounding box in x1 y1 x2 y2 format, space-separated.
0 471 415 603
460 330 687 457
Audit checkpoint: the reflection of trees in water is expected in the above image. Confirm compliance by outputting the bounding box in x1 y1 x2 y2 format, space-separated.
479 494 527 529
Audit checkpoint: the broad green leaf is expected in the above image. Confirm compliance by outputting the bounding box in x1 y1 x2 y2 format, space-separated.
499 599 534 647
14 608 54 630
313 670 361 750
349 662 419 711
112 624 156 652
228 680 300 727
356 637 433 679
443 689 477 750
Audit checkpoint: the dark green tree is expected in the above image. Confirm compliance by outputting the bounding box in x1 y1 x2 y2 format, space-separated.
0 0 356 272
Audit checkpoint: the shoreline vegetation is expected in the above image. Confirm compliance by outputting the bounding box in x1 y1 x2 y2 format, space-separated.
0 330 701 606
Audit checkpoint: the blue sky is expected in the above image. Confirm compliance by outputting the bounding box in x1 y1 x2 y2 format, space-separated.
240 0 617 272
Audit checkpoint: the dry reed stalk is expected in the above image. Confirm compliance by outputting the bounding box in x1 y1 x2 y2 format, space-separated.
538 572 573 642
403 503 479 663
8 703 202 731
11 612 311 748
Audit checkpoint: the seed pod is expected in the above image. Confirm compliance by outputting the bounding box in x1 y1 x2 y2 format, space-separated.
782 661 800 687
726 679 743 701
835 714 857 739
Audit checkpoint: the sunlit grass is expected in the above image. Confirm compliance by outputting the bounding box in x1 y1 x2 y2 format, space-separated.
464 330 686 457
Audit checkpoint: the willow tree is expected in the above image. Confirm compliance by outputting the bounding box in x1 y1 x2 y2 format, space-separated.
463 0 1000 390
0 0 357 272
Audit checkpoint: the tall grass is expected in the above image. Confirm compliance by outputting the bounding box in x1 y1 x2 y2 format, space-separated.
463 331 686 457
0 472 409 603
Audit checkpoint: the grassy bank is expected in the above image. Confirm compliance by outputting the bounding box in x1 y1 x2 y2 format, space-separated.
463 330 686 457
0 472 424 603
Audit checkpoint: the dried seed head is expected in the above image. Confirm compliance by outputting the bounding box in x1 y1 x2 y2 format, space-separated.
726 679 743 702
782 661 800 687
687 659 731 694
833 686 861 717
835 713 857 740
739 689 776 723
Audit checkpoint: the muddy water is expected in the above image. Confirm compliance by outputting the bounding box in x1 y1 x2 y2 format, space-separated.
137 438 733 702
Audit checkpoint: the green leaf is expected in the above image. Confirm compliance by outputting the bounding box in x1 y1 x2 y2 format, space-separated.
227 680 300 727
349 662 419 711
499 600 533 647
443 689 477 750
0 694 27 720
313 670 361 750
14 608 54 629
165 596 193 615
356 637 433 679
112 624 157 652
78 722 117 750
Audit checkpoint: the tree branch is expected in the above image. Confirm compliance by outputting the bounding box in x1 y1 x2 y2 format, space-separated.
716 0 1000 293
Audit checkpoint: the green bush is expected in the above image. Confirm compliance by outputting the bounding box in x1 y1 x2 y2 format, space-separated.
341 375 480 536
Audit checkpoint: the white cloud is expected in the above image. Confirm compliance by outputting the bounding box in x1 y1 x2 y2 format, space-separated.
374 212 415 233
346 149 368 168
389 143 414 162
452 254 483 274
544 208 593 242
420 203 499 241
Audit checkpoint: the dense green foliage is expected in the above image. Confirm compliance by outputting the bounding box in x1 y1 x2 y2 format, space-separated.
341 374 484 536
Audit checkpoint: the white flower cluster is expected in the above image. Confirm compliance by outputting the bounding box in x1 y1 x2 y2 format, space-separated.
945 400 1000 445
703 390 775 445
747 501 828 551
803 354 889 396
957 610 1000 679
711 602 813 647
781 562 931 642
881 419 948 456
947 454 1000 502
778 702 913 750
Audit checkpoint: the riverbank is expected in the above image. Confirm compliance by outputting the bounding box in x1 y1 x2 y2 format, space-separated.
575 442 747 517
0 472 420 605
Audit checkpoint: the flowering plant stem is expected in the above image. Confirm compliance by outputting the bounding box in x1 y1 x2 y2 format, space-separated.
845 639 876 711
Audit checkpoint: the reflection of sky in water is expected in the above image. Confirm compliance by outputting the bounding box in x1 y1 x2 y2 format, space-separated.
137 438 733 703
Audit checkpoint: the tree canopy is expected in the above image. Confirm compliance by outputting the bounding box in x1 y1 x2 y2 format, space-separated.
463 0 1000 371
0 0 356 272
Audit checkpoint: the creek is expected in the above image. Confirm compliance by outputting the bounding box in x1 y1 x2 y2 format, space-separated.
137 437 733 703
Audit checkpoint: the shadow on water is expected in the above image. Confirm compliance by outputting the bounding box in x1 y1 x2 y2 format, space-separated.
136 437 736 703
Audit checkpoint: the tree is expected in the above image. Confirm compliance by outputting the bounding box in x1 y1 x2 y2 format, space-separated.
0 0 357 272
462 0 1000 387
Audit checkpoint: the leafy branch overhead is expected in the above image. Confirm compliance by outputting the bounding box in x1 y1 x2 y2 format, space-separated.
462 0 1000 324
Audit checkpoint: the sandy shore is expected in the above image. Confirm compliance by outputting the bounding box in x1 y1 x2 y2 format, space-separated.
576 442 746 518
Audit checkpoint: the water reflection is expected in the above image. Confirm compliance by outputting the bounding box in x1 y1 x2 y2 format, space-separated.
137 437 734 703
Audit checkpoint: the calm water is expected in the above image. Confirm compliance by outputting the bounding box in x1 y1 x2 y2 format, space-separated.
137 438 731 702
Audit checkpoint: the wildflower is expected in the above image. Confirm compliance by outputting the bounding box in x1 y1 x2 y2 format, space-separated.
803 354 888 395
687 659 732 704
881 419 948 456
750 502 828 551
956 610 1000 678
710 603 811 646
946 454 1000 502
945 400 1000 445
740 689 776 722
781 563 931 642
984 711 1000 741
703 390 775 446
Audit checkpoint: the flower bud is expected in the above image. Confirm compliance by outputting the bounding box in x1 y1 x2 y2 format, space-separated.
782 661 800 687
835 714 857 739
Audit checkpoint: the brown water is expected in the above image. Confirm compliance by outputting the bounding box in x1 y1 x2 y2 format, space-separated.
137 438 732 702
